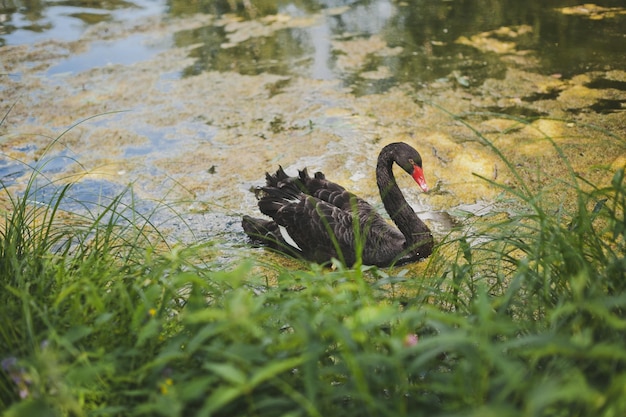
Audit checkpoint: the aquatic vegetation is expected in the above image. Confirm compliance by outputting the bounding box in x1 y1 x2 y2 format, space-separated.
2 0 625 413
1 117 625 417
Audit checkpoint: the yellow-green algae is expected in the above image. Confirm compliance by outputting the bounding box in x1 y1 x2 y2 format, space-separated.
0 10 624 268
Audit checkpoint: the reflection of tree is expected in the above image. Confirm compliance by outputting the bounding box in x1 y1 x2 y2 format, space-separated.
168 0 514 89
168 0 280 18
180 0 621 84
3 0 623 90
6 0 45 22
390 0 626 78
377 0 509 89
1 0 47 43
0 0 147 44
167 0 375 19
178 23 309 77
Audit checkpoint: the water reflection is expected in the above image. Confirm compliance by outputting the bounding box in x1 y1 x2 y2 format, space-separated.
179 24 312 77
168 0 626 94
0 0 165 45
2 0 625 91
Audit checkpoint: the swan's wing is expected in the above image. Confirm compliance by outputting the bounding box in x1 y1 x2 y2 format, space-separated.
299 168 410 263
258 184 358 265
299 169 379 213
260 167 410 265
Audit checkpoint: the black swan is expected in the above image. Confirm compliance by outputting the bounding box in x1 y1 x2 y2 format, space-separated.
241 142 434 267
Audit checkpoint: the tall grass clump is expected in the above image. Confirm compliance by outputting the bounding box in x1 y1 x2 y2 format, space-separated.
1 117 625 417
421 173 626 414
0 157 202 415
413 119 626 415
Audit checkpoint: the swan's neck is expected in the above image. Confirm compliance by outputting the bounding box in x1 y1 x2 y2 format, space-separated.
376 151 430 249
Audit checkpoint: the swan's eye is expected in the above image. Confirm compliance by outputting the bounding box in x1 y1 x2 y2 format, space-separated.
408 158 422 169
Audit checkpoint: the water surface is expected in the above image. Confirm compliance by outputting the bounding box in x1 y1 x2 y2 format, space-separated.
1 0 625 265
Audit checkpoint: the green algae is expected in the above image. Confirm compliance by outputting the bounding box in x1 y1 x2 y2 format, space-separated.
1 3 624 264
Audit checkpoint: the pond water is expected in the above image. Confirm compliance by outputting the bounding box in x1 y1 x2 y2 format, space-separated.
1 0 625 266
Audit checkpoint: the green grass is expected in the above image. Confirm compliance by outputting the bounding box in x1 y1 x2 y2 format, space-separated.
1 119 625 417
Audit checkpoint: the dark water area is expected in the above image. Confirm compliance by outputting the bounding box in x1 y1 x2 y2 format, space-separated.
171 0 626 91
2 0 625 89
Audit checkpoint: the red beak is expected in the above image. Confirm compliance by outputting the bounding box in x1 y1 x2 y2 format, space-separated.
412 165 429 192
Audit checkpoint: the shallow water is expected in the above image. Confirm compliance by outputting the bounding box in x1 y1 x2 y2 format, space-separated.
1 0 625 267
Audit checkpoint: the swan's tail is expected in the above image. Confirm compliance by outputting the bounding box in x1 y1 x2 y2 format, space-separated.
265 166 291 187
258 188 299 216
257 170 304 218
241 215 279 243
241 215 303 258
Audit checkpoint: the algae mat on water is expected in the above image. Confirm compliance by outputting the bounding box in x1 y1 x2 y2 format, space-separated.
0 3 624 263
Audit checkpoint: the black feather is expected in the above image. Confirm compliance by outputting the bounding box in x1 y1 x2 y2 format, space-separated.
242 142 434 267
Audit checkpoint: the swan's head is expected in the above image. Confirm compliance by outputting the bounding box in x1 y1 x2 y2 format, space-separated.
393 142 429 193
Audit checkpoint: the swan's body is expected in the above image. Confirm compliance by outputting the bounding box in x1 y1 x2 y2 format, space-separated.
242 142 434 267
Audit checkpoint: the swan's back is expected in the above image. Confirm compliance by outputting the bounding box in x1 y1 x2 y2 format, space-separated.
243 141 433 266
243 167 406 266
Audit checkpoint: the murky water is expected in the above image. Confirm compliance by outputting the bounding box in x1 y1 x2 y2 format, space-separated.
1 0 625 266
